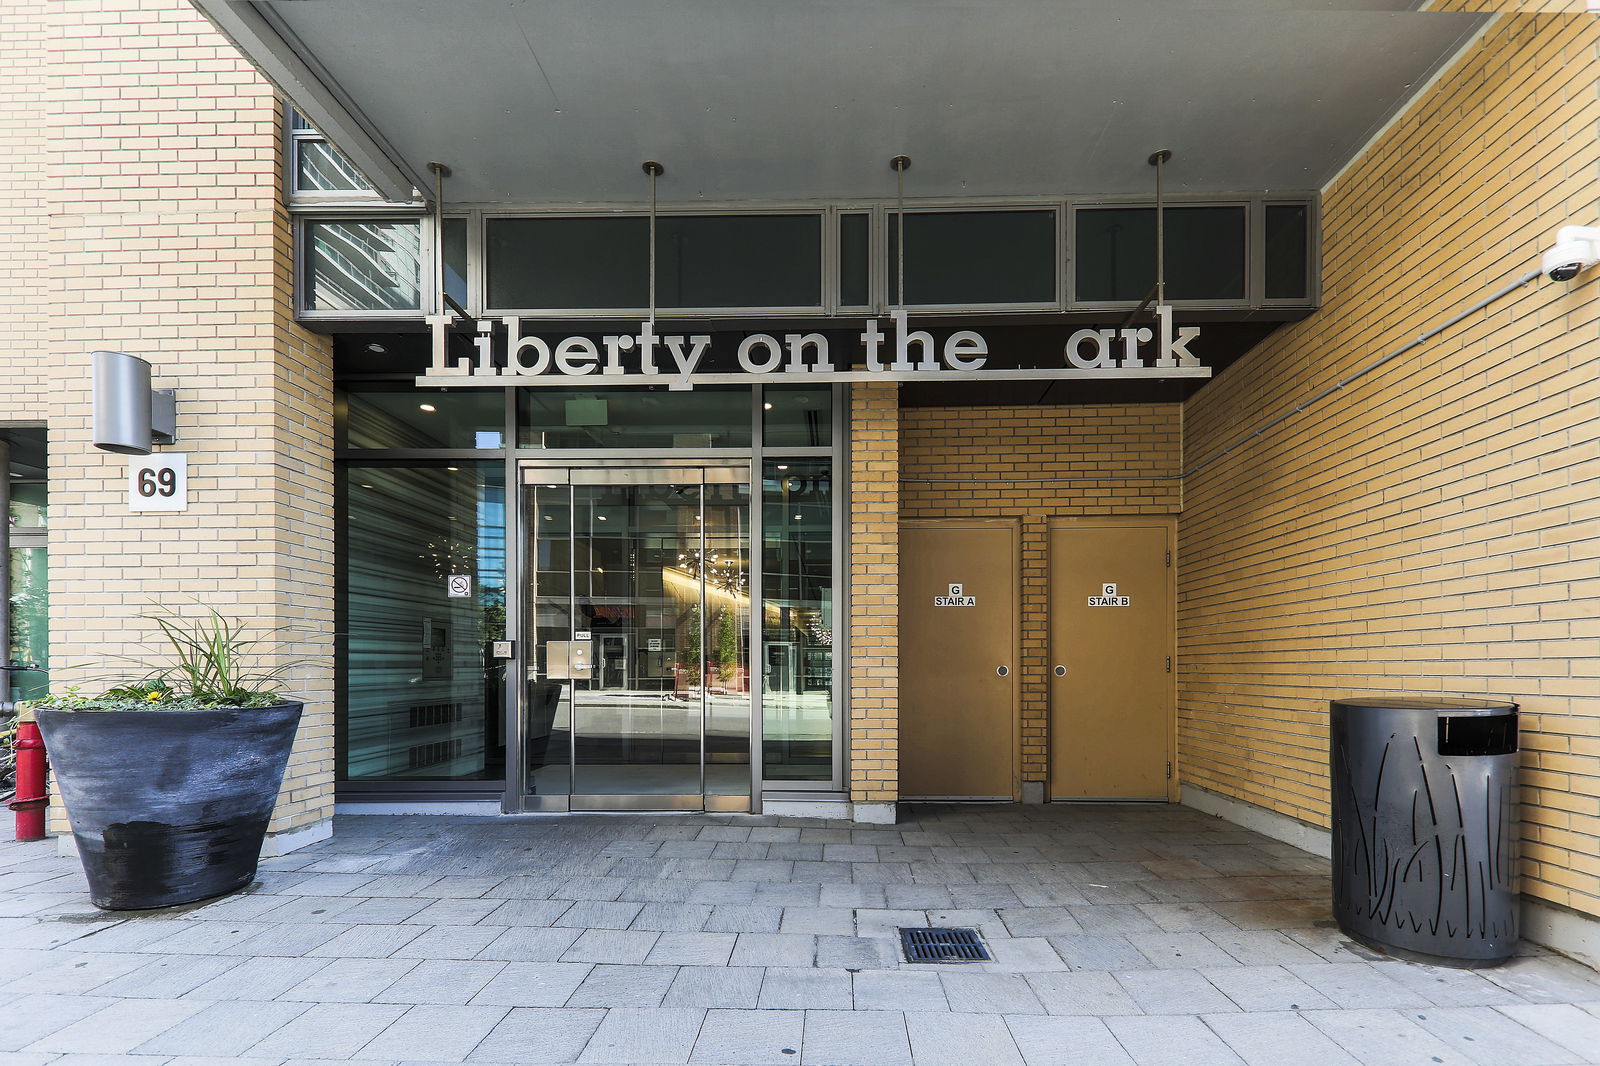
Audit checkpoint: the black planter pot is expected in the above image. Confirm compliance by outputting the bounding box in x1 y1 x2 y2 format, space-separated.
34 703 303 910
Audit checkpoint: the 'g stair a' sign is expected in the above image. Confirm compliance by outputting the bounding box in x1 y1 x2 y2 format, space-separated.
935 583 977 607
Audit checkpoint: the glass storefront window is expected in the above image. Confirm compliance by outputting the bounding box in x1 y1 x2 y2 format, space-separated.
888 210 1057 305
295 139 370 193
341 463 507 781
9 483 45 528
443 218 469 309
839 213 870 307
339 387 506 450
1075 205 1247 303
762 458 833 782
519 386 753 449
7 544 47 701
1264 203 1311 300
305 219 422 312
763 386 832 448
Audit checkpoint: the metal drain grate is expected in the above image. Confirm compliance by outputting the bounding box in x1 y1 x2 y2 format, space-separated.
900 926 991 963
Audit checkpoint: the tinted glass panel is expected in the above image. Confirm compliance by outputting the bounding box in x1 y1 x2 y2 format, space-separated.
306 219 421 311
519 387 752 449
839 213 870 307
888 211 1056 305
489 217 647 310
9 483 45 528
1075 206 1246 302
443 218 469 308
295 138 369 193
7 544 47 701
1264 203 1310 300
342 463 507 781
763 386 832 448
763 458 833 782
340 387 506 450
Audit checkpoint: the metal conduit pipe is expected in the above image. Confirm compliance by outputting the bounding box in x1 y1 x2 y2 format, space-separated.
901 266 1543 486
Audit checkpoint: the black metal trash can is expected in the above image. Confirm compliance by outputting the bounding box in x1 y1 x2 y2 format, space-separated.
1330 696 1518 967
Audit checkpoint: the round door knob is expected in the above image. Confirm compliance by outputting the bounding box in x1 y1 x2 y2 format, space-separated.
1054 665 1067 676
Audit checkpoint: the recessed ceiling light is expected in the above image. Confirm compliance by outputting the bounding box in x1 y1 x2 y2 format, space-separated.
543 515 553 520
597 515 607 521
763 402 773 410
446 466 458 471
794 514 803 520
776 465 788 470
419 403 437 412
366 342 387 354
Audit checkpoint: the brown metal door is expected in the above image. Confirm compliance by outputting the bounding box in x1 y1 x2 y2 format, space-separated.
899 521 1018 800
1049 521 1172 800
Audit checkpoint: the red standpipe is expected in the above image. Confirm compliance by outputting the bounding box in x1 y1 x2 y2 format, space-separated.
9 719 47 841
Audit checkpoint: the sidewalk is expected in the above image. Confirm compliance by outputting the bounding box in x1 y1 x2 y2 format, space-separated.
3 804 1600 1065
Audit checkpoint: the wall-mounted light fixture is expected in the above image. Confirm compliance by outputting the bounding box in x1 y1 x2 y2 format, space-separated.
91 351 177 455
1542 226 1600 282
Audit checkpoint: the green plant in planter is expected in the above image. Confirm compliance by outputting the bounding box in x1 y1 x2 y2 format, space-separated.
32 605 312 910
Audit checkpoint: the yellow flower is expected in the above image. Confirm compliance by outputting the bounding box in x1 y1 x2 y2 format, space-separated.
146 690 164 700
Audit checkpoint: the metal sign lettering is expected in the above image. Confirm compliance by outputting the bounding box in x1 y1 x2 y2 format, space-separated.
416 307 1207 391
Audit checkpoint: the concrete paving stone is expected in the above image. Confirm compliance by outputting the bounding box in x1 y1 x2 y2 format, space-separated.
245 1002 414 1060
850 832 902 847
1004 1015 1136 1066
276 873 378 897
1102 1014 1246 1066
1068 905 1164 936
139 920 280 955
13 951 155 994
949 885 1025 909
1203 929 1328 967
1496 1004 1600 1059
601 842 664 858
241 871 317 895
903 1010 1025 1066
0 893 81 918
882 886 955 910
566 964 681 1008
747 828 801 844
224 922 355 957
557 901 645 930
24 997 211 1055
131 999 312 1056
729 860 794 883
373 960 508 1005
777 908 856 937
938 972 1045 1014
1116 969 1240 1015
183 892 294 922
789 860 854 884
797 829 853 844
618 881 696 904
390 925 508 960
483 876 558 900
469 961 594 1007
306 924 429 959
985 937 1072 973
414 877 507 899
1201 1012 1360 1066
89 954 243 998
1127 932 1241 969
1015 883 1091 906
629 904 713 932
477 899 573 927
751 883 822 907
248 895 371 924
686 883 759 906
1283 960 1435 1009
1307 1008 1481 1065
645 825 703 842
729 933 816 968
1047 935 1154 971
11 920 154 953
1486 957 1600 1005
661 967 766 1009
475 927 583 962
852 970 948 1011
403 899 509 926
643 932 737 966
822 844 878 863
852 862 914 885
358 1003 512 1062
815 934 900 970
1198 965 1336 1012
689 1009 803 1065
561 930 661 965
817 884 887 909
1408 1004 1577 1065
280 957 421 1003
337 897 435 925
1281 926 1377 963
302 854 386 874
161 1058 289 1066
1136 903 1239 933
575 1007 705 1064
697 827 751 843
765 844 824 862
757 967 853 1009
0 996 121 1052
183 955 332 1000
1379 962 1530 1007
1023 971 1143 1016
854 909 929 940
709 841 771 860
801 1009 911 1066
655 843 718 860
664 860 736 881
346 875 444 898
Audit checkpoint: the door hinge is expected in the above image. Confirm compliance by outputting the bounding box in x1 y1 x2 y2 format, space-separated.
1166 761 1173 779
1165 656 1172 673
1165 550 1171 567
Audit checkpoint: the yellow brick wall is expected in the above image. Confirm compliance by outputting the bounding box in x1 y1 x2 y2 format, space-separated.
1178 12 1600 915
0 0 51 421
848 384 900 803
12 0 337 839
901 404 1182 782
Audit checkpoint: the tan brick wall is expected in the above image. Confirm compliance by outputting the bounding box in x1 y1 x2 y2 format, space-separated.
8 0 337 839
1178 12 1600 915
0 0 51 422
901 404 1182 782
848 384 900 803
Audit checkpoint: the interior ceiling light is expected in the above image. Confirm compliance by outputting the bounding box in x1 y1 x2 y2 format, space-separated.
366 342 386 354
763 402 773 410
419 403 437 412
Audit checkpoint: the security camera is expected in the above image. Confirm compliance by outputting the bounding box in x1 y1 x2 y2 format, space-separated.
1542 226 1600 282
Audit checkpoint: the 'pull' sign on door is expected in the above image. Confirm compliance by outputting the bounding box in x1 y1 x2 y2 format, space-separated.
128 454 187 512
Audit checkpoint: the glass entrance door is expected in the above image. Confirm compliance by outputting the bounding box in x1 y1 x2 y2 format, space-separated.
520 465 751 811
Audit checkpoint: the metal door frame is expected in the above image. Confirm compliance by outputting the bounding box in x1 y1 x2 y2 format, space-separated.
511 459 760 813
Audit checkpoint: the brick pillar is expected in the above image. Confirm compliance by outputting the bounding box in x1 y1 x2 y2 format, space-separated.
41 0 336 851
848 384 899 818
